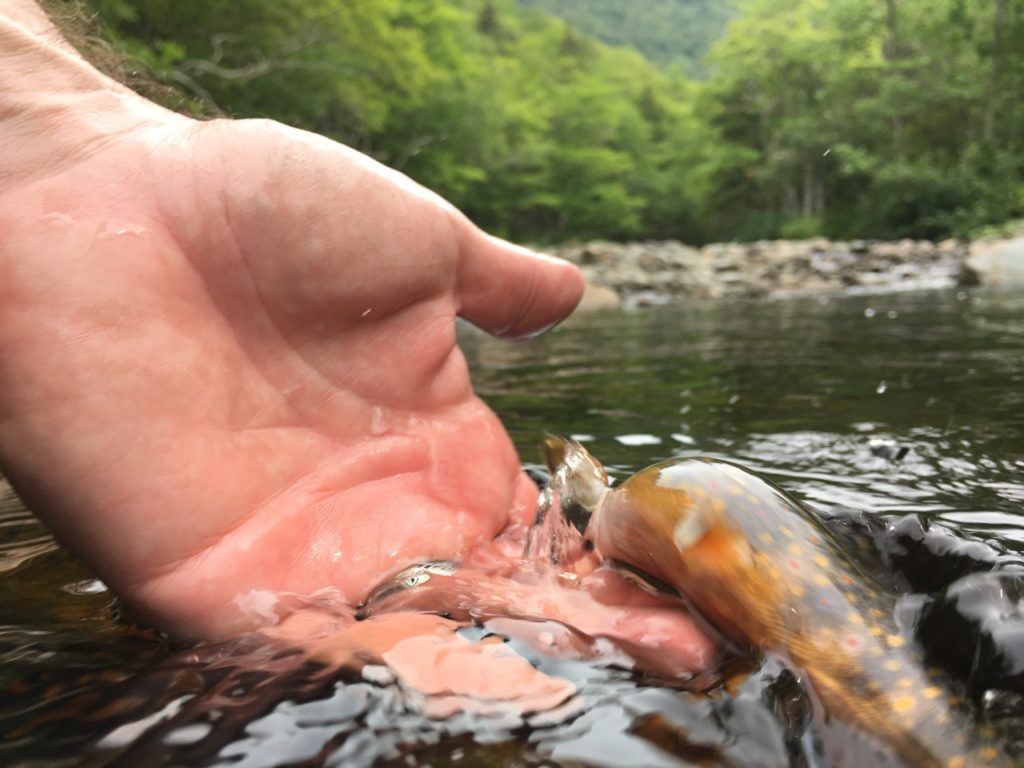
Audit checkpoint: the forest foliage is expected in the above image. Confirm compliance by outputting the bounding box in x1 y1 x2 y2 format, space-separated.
85 0 1024 244
515 0 736 74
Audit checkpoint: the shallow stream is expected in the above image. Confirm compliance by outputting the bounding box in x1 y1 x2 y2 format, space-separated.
3 287 1023 767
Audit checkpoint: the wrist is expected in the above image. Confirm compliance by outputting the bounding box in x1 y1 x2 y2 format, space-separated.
0 4 176 191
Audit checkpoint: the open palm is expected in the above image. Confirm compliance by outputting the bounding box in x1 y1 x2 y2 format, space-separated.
0 116 582 638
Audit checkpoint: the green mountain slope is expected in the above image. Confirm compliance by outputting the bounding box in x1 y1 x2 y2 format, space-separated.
81 0 1024 243
516 0 735 73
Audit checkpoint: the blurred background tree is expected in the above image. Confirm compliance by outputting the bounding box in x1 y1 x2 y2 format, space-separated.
80 0 1023 244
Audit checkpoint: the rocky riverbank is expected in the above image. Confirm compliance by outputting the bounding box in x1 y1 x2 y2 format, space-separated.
547 235 1024 308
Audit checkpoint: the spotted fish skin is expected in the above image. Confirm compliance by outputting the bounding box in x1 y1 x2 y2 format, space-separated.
551 443 1009 768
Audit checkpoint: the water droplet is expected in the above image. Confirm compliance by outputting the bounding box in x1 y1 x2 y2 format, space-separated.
98 221 145 239
370 406 387 436
876 381 888 394
864 307 876 318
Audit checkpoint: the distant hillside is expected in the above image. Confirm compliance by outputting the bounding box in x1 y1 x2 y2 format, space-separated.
516 0 735 73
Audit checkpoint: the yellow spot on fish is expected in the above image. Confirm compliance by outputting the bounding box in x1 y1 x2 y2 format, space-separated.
887 634 905 648
946 758 965 768
813 554 829 568
813 573 829 587
711 497 726 514
758 531 774 545
787 542 802 555
937 711 951 725
892 695 915 713
884 659 902 672
980 747 1000 761
789 582 805 597
871 608 885 619
780 526 794 538
897 678 913 689
847 612 864 625
923 687 942 700
868 625 884 637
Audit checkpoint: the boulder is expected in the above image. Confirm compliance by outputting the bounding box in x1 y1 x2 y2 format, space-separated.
575 281 621 311
965 237 1024 286
547 235 980 300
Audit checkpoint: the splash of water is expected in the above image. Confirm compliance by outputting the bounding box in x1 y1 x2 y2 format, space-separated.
522 474 588 567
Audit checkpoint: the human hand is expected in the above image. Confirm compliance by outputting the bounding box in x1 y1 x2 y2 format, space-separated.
0 7 718 702
0 23 581 635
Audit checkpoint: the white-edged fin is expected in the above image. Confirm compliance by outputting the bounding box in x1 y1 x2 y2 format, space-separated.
561 443 611 511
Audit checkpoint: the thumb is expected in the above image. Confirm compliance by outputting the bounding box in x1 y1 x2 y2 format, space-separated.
453 218 584 339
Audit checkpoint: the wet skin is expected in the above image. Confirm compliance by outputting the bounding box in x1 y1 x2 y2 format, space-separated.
0 3 593 642
549 439 1011 768
0 4 720 714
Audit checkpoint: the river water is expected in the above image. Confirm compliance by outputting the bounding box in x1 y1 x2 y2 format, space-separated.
2 287 1023 767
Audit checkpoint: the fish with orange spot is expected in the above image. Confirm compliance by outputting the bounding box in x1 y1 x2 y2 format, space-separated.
542 436 1010 768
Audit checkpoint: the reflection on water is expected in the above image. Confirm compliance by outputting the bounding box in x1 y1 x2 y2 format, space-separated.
465 288 1024 538
3 288 1024 766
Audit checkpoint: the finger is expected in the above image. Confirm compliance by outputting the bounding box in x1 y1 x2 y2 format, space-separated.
453 218 584 339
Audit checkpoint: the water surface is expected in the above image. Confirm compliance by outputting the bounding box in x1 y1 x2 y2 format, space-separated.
3 287 1023 766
